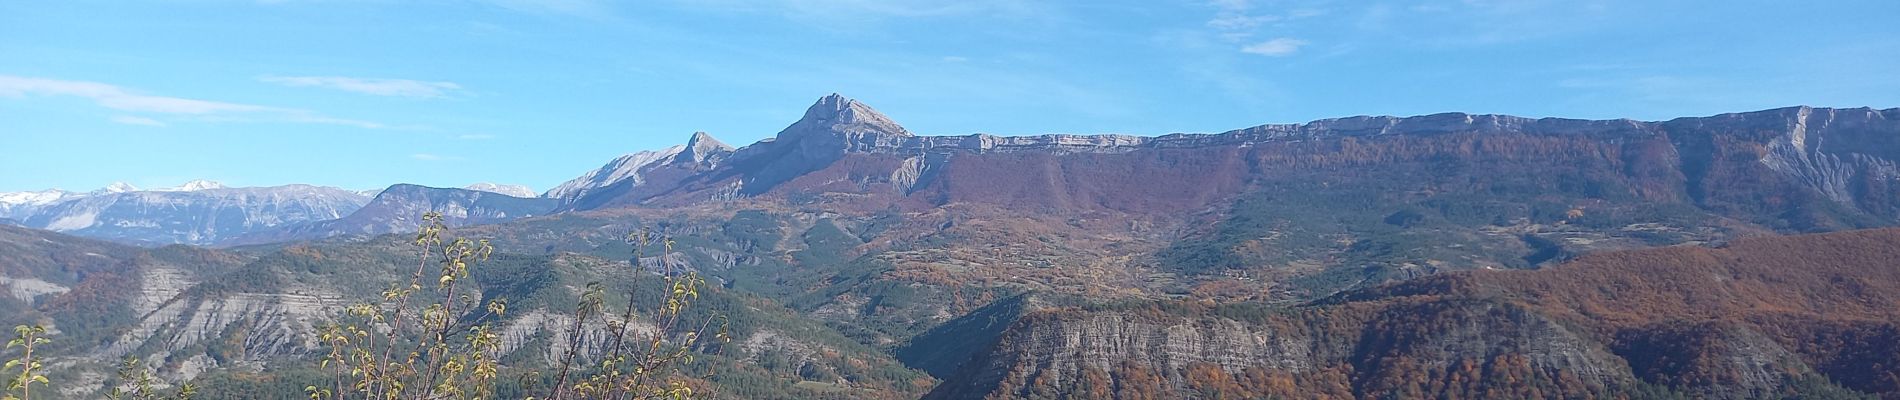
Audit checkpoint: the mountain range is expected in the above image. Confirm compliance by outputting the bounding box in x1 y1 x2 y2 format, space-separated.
13 95 1896 253
0 180 550 246
2 94 1898 398
0 182 369 246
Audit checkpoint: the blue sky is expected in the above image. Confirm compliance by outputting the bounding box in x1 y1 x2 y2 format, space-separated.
4 0 1898 193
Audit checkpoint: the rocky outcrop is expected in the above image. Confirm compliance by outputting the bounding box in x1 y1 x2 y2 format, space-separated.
928 299 1630 399
0 276 67 302
101 288 339 362
1749 107 1900 209
932 228 1900 399
493 308 656 365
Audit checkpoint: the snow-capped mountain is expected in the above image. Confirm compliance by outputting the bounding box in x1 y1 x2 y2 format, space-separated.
5 181 373 246
0 180 223 220
98 182 139 194
462 182 538 198
153 179 228 192
0 189 81 220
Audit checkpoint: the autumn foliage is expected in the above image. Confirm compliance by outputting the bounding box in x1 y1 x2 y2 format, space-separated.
949 228 1900 399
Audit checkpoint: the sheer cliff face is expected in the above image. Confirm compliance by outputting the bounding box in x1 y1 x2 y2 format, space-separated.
1673 106 1900 227
931 228 1900 399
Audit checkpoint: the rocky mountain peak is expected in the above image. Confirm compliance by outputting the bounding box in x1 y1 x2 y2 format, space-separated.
100 182 139 194
779 93 910 141
681 131 734 163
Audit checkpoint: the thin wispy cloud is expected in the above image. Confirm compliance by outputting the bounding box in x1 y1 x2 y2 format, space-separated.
1241 38 1307 56
0 75 405 129
1202 0 1323 54
110 115 167 127
259 76 465 99
1207 0 1275 32
0 75 277 114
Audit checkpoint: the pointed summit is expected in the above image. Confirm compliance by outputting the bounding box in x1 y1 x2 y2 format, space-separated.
681 131 734 164
686 131 732 153
778 93 910 141
100 182 139 194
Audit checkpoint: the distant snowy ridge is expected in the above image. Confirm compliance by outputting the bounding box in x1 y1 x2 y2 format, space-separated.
0 189 81 220
0 189 78 207
153 179 228 192
0 181 374 245
463 183 538 198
